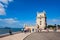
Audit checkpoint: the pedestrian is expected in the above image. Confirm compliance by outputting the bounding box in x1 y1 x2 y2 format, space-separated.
40 28 42 32
9 29 12 35
46 28 49 32
54 28 57 32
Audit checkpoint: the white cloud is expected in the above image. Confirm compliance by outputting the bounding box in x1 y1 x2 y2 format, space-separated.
0 18 23 28
0 0 13 15
0 3 6 15
0 0 8 5
0 18 35 28
0 7 6 15
0 0 13 5
52 19 60 22
0 3 4 7
9 0 13 2
5 18 19 24
0 18 19 24
47 19 60 25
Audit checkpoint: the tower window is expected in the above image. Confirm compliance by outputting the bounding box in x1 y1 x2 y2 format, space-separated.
40 21 42 25
40 15 41 17
40 18 41 19
40 15 41 19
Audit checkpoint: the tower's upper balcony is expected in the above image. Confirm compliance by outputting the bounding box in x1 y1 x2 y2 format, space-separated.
37 11 46 18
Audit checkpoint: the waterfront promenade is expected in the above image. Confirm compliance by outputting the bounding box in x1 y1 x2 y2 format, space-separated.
0 30 60 40
0 32 31 40
24 32 60 40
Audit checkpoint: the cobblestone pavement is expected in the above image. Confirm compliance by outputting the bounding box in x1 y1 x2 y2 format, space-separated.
24 32 60 40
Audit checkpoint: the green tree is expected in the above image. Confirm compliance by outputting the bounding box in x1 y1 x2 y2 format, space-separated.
47 25 55 29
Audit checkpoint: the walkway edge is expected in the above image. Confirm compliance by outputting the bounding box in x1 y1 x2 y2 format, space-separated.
23 32 34 40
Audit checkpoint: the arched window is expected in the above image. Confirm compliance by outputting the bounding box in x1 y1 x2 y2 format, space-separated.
40 21 42 25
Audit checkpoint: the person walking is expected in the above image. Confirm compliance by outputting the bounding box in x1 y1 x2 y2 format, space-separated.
9 29 12 35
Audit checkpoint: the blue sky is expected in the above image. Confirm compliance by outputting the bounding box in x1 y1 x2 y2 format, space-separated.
0 0 60 28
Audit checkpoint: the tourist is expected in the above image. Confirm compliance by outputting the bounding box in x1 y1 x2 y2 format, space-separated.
9 29 12 35
54 28 57 32
40 28 42 32
46 28 49 32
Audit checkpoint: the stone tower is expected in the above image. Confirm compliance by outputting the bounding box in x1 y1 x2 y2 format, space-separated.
36 11 47 29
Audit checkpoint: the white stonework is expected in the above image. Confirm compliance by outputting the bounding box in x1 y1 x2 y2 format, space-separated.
24 11 47 32
36 11 47 29
24 25 37 32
